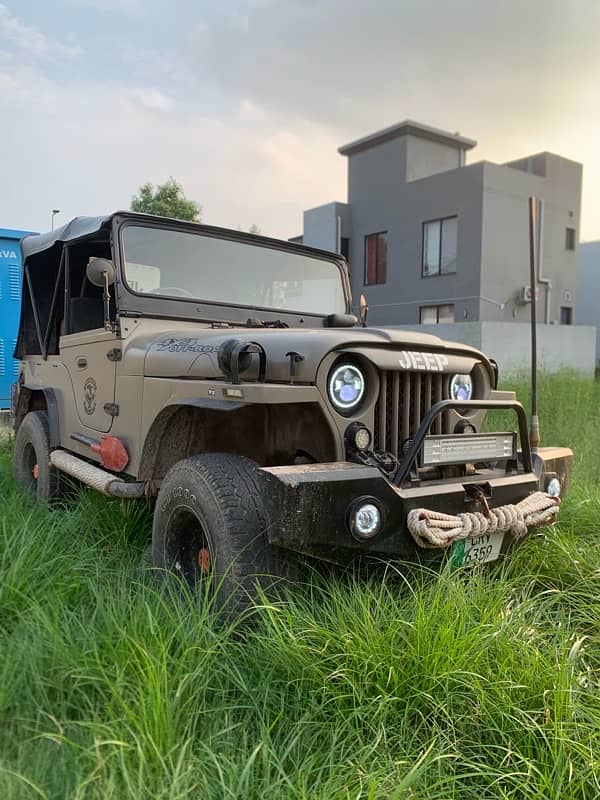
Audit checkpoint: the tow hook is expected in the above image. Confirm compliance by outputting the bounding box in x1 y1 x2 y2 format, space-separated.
464 483 492 517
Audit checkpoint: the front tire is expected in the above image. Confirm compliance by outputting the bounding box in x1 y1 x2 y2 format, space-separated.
152 454 297 611
13 411 62 502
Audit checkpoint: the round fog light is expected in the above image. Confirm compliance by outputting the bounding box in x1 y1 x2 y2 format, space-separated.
546 477 561 497
354 427 371 451
346 422 372 452
348 498 383 540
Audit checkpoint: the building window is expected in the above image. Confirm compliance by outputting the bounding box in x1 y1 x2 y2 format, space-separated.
420 304 455 324
422 216 458 276
565 228 576 251
560 306 573 325
364 232 387 285
340 237 350 261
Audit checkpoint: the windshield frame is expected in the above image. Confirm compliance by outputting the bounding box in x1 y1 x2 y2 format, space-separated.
114 216 351 324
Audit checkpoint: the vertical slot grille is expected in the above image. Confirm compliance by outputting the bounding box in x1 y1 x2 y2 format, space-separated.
9 264 21 301
12 340 19 377
374 370 447 454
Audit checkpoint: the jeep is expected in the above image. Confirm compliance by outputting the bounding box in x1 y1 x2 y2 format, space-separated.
11 212 572 608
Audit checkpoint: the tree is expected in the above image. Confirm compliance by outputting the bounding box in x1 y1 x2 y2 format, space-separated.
131 178 201 222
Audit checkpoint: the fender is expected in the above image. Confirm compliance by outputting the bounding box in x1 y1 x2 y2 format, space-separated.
15 384 61 449
165 398 247 412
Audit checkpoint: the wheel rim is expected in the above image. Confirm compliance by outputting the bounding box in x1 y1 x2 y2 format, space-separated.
164 505 214 587
21 442 39 495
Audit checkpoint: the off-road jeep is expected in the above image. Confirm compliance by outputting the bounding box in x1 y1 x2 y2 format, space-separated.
11 212 572 608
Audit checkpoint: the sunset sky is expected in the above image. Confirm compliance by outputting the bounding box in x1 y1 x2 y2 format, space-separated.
2 0 599 241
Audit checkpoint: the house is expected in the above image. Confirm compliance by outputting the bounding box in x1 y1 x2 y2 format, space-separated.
293 120 595 373
576 241 600 365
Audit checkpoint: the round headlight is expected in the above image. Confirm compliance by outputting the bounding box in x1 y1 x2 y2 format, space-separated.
450 374 473 402
348 497 384 540
328 363 366 412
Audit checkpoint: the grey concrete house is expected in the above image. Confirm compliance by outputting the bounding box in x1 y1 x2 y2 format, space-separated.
576 241 600 363
293 120 595 373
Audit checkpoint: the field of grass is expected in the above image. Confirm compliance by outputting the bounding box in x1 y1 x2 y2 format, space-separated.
1 373 599 799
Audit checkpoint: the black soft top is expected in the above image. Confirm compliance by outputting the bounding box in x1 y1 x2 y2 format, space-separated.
21 215 113 259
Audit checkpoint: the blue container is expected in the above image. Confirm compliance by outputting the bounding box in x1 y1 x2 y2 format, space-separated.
0 228 35 408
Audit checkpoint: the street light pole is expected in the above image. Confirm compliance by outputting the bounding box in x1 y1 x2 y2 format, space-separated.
51 209 60 230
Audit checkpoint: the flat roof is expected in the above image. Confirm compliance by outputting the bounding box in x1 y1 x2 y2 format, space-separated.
0 227 36 239
338 119 477 156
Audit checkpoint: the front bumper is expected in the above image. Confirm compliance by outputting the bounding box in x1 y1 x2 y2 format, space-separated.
261 446 572 563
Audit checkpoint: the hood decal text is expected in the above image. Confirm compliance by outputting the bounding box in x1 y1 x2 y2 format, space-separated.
154 338 223 354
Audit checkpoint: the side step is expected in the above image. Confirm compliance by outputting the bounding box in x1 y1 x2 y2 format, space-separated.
50 450 146 498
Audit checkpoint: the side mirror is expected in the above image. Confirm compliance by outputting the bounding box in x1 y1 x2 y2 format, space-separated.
359 294 369 328
86 258 115 288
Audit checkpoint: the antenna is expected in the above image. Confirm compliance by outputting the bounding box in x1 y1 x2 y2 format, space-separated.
528 196 540 450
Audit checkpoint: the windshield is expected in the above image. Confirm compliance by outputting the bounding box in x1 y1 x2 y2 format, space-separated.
121 225 347 316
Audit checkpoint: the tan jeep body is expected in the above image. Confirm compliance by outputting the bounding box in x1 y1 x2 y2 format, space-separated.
11 212 571 566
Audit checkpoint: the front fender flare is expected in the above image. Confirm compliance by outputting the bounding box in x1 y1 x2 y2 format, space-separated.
16 385 61 449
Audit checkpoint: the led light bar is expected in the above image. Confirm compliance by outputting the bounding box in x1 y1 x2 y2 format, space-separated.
422 432 516 466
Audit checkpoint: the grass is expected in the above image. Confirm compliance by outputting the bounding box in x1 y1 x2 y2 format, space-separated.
1 372 600 798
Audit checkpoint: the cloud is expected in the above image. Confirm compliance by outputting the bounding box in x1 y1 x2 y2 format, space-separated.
1 0 599 241
0 3 80 59
126 88 175 112
186 0 600 135
68 0 144 15
0 54 343 239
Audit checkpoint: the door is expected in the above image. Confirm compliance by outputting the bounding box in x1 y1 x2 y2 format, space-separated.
61 329 118 433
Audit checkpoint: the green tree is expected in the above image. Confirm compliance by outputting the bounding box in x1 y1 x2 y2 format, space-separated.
131 177 202 222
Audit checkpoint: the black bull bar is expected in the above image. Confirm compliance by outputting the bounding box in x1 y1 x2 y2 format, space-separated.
391 399 531 485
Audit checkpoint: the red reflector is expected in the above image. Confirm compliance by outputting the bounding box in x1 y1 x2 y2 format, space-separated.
90 435 129 472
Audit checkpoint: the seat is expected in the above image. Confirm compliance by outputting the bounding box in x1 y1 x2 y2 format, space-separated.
70 297 105 333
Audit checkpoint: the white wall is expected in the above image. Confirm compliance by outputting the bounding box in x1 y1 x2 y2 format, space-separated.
391 321 596 376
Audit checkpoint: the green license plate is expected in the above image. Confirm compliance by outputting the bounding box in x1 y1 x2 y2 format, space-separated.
450 531 505 567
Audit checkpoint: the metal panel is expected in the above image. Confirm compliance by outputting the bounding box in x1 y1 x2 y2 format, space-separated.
0 232 30 407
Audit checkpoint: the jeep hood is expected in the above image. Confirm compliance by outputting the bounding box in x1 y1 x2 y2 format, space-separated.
134 326 491 382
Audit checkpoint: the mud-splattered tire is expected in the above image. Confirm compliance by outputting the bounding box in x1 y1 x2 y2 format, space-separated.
13 411 62 502
152 453 297 611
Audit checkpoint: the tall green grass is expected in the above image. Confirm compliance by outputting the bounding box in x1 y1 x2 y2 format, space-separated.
1 372 599 799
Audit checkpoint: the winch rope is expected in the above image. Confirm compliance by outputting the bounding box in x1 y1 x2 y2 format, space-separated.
407 491 560 549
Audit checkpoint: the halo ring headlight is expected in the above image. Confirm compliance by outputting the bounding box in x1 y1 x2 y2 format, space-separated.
328 363 366 413
450 373 473 402
347 496 384 540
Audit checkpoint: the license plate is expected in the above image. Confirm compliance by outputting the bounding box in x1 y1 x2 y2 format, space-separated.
450 531 505 567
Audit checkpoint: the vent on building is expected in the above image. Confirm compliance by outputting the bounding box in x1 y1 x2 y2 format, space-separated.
9 263 21 301
0 338 5 377
12 340 18 377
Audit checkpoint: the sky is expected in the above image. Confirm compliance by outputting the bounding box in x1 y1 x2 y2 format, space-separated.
1 0 600 241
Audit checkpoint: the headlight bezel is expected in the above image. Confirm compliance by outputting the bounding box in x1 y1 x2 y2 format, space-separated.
328 361 366 414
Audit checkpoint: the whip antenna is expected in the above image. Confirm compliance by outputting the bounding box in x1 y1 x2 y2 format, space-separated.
528 196 540 450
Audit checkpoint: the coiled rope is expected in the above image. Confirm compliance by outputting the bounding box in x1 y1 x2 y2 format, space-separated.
407 491 560 549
